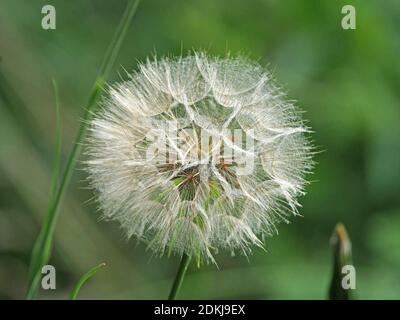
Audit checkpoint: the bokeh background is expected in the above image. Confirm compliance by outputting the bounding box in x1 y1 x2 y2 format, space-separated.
1 0 399 299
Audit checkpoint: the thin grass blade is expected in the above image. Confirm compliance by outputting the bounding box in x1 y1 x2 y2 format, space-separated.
26 78 63 299
49 78 62 202
70 263 106 300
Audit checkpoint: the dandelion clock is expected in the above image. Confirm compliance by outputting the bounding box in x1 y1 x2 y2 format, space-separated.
85 52 313 298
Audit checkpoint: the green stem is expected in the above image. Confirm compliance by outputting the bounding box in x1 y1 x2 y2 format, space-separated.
25 0 141 300
168 254 191 300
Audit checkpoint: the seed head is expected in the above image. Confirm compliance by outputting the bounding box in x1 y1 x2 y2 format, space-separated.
86 52 313 264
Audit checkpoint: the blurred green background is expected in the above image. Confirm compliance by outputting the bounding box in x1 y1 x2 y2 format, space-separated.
0 0 399 299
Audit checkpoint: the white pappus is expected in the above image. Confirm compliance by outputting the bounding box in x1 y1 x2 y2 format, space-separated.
85 52 314 264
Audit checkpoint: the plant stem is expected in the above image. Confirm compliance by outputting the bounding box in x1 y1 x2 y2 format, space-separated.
168 254 191 300
25 0 141 299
